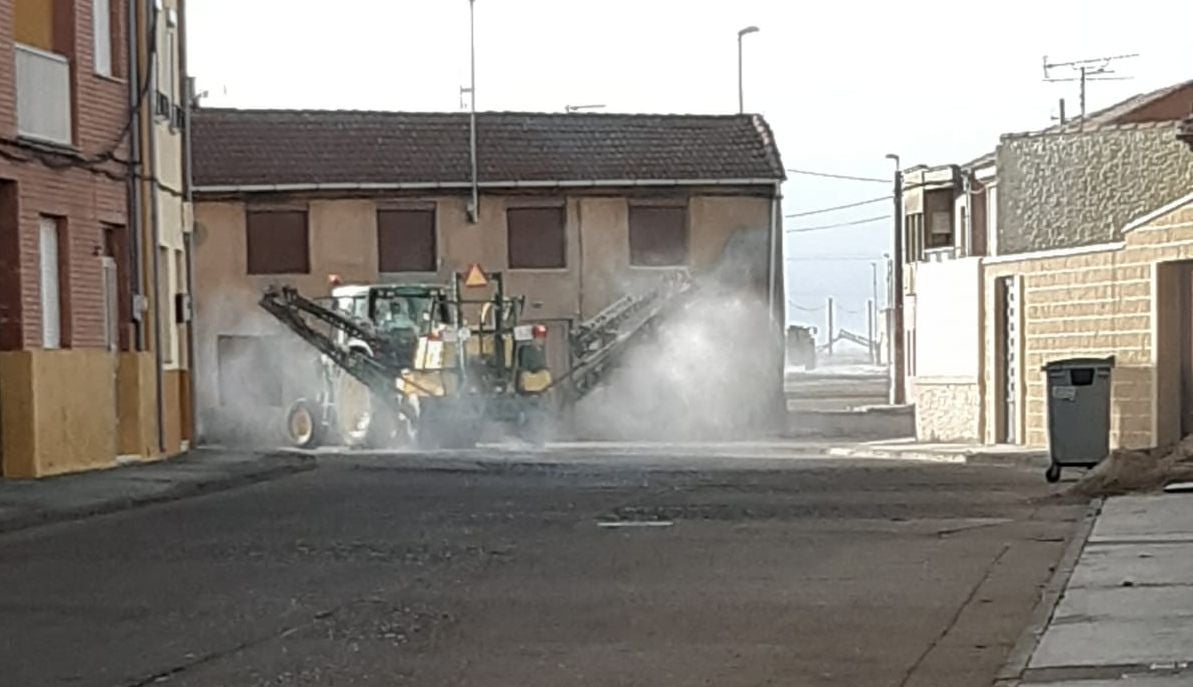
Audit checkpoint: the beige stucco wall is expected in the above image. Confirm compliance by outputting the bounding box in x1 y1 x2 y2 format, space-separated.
982 199 1193 449
193 191 773 443
0 350 118 478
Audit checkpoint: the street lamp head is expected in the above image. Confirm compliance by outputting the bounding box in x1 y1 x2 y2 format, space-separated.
738 26 760 37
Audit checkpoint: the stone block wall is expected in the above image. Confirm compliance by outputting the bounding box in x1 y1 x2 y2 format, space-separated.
914 381 980 442
983 201 1193 449
997 124 1193 254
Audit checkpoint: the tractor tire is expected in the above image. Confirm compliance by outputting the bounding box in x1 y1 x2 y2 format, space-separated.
286 399 325 449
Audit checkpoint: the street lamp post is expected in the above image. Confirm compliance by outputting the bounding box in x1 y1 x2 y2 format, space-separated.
885 153 905 405
737 26 759 114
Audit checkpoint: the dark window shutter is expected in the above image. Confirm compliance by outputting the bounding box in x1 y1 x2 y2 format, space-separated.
629 205 688 267
378 209 437 272
246 210 309 275
507 207 566 269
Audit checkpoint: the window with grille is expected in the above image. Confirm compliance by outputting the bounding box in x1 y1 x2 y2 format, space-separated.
507 206 566 269
629 204 688 267
378 209 436 272
246 210 309 275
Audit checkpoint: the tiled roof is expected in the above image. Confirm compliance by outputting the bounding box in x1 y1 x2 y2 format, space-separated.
1032 78 1193 136
192 109 785 189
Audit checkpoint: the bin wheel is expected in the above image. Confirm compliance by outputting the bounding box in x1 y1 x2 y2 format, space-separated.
1045 464 1062 483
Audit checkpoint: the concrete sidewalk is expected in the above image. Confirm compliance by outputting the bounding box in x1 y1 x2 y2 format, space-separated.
0 449 313 534
827 438 1051 469
1001 494 1193 685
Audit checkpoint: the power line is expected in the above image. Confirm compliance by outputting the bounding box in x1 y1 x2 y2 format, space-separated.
786 214 891 233
789 302 824 313
785 196 890 218
787 168 890 184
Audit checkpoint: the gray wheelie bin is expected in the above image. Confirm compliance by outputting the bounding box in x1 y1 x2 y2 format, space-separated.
1042 356 1114 483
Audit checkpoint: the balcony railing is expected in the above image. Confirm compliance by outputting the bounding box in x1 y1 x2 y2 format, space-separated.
15 43 72 146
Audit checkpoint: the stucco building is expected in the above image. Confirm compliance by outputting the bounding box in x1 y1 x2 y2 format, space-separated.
899 154 995 441
0 0 192 477
903 78 1193 449
190 109 785 444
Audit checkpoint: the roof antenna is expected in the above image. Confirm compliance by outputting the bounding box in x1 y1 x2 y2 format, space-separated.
1043 53 1138 130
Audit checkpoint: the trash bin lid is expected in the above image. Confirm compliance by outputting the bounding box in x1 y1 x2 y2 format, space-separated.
1042 355 1115 372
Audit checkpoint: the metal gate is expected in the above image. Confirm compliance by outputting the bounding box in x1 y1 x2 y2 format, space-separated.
999 276 1020 443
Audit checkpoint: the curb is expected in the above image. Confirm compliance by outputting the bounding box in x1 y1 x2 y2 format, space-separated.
992 496 1105 686
0 455 315 536
825 446 1051 469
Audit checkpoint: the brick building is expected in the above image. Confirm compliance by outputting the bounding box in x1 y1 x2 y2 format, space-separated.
0 0 192 477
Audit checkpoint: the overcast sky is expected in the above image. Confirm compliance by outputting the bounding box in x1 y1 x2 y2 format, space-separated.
187 0 1193 336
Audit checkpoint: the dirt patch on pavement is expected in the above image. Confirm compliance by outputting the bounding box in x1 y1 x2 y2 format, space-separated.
1070 435 1193 497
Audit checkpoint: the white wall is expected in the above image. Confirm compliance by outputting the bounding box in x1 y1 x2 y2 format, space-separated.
914 257 981 379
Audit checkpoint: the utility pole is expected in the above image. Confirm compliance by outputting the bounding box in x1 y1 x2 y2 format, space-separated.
886 154 904 404
826 296 834 358
866 299 875 365
1043 53 1137 129
870 261 881 364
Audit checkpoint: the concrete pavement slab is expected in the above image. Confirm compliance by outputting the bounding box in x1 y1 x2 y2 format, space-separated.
1067 543 1193 588
1031 678 1193 686
1018 494 1193 684
1090 495 1193 543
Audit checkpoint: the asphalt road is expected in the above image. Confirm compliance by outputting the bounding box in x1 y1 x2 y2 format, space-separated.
0 448 1083 687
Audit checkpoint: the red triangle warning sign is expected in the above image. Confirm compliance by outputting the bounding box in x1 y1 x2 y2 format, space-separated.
463 263 489 288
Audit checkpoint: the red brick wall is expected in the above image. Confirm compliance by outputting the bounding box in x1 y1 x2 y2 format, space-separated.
0 0 130 351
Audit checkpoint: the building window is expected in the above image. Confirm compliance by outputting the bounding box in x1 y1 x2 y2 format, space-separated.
904 213 925 263
92 0 112 76
38 216 65 349
14 0 56 51
927 210 952 249
175 248 186 363
629 204 688 267
377 209 436 273
246 210 309 275
507 206 566 269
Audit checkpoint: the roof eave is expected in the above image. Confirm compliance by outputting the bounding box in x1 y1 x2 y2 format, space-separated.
193 177 784 195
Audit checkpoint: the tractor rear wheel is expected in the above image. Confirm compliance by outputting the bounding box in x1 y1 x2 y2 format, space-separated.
286 399 324 449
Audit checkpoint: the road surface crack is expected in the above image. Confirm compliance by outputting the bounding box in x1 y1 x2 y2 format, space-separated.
896 543 1011 687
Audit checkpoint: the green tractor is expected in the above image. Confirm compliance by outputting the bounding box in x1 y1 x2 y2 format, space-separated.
261 270 554 450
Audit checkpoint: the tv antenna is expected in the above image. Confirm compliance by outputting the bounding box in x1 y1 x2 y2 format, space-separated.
1043 53 1138 129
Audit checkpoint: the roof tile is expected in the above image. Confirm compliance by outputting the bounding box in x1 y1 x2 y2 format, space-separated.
192 109 785 188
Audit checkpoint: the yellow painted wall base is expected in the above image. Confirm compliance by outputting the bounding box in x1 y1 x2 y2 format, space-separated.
164 369 184 455
0 350 118 478
117 352 159 459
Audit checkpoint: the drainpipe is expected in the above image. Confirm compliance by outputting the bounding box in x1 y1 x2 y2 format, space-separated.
146 0 165 453
183 74 197 446
126 0 144 350
467 0 478 223
767 180 781 325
